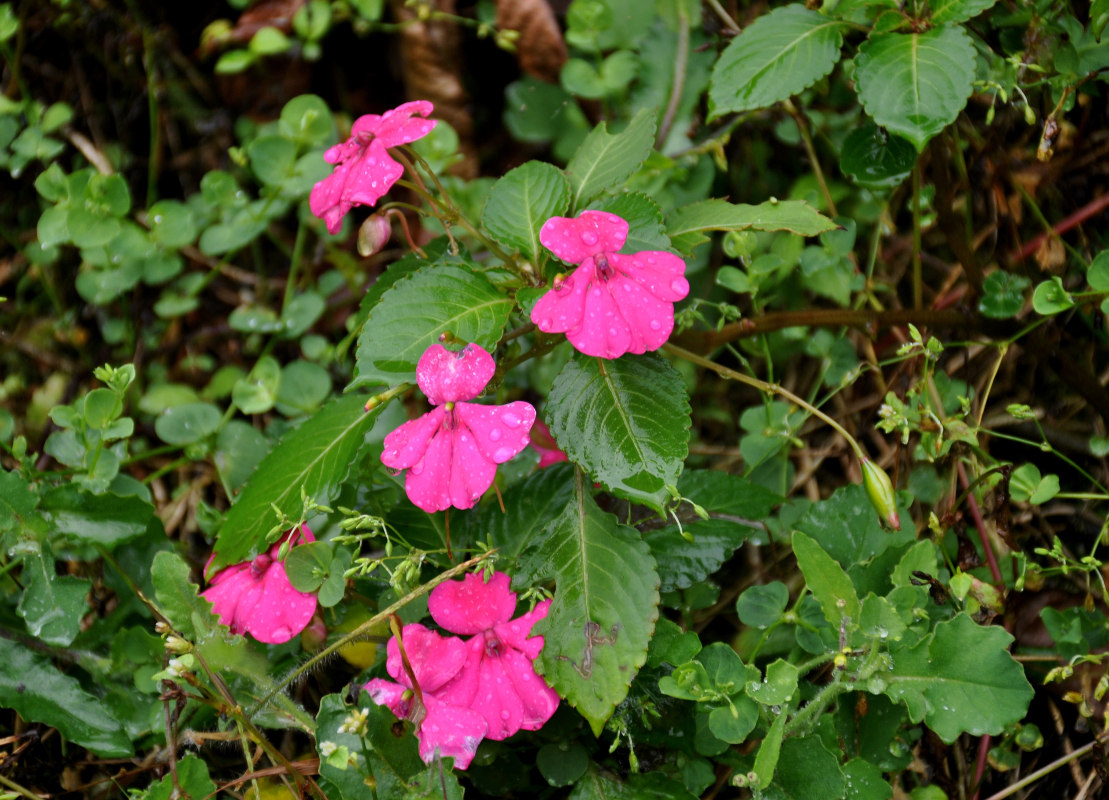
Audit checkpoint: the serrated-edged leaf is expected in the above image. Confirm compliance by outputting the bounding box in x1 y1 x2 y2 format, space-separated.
667 198 837 254
593 192 671 252
17 541 90 646
351 262 513 390
477 462 575 569
547 353 690 512
0 640 131 757
213 395 385 570
709 5 846 116
482 161 570 262
522 471 659 735
855 26 975 152
677 469 782 518
884 613 1034 742
41 484 155 548
930 0 998 24
566 108 657 211
644 519 757 592
0 468 45 537
792 530 859 632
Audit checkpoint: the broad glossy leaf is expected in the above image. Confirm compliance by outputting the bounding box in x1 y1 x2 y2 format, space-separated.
773 736 846 800
0 640 131 756
884 614 1034 742
214 395 386 570
843 757 894 800
667 198 836 254
677 469 782 518
593 191 671 252
566 108 656 211
351 262 513 390
475 462 575 568
42 484 155 548
855 27 975 152
792 530 859 632
521 471 659 735
1031 277 1074 315
645 519 758 592
151 551 220 640
709 5 846 115
482 161 570 263
930 0 998 24
547 353 690 512
839 123 916 189
155 402 222 446
17 541 90 646
736 582 790 629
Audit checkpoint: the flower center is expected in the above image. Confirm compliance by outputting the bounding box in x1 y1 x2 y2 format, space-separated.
443 403 456 431
355 130 376 147
250 553 272 579
594 253 615 281
483 629 502 658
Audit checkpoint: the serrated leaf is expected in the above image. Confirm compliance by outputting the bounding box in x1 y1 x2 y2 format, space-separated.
930 0 999 24
522 471 659 735
475 462 575 568
792 530 859 632
593 192 671 252
0 640 131 757
855 26 976 152
351 262 513 390
667 198 837 254
709 5 846 116
482 161 570 263
213 395 385 570
884 613 1034 742
566 108 657 211
547 353 690 512
645 519 757 592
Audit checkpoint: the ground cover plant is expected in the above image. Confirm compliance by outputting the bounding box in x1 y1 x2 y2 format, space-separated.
1 0 1108 797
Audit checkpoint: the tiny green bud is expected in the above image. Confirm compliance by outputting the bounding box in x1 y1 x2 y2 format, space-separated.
861 458 900 530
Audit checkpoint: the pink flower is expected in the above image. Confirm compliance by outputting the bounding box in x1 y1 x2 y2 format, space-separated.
530 210 689 359
363 624 488 769
381 343 536 513
427 571 560 741
529 418 569 469
201 525 318 644
309 101 437 235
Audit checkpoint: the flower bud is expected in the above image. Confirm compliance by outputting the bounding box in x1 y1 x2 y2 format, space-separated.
860 458 900 530
357 213 391 257
164 634 192 654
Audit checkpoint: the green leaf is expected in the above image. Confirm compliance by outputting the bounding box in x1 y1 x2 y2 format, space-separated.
752 712 787 789
215 420 270 491
476 462 575 569
677 469 782 517
843 757 894 800
351 262 513 390
233 355 282 414
930 0 998 23
547 352 690 512
522 471 659 735
747 658 800 706
0 468 45 538
667 198 837 254
978 271 1031 319
884 613 1034 743
481 161 571 263
275 360 331 416
566 107 656 211
645 518 757 592
736 582 790 629
773 736 846 800
147 199 197 248
0 640 131 756
855 26 976 152
41 484 155 548
213 394 385 570
249 134 297 186
537 741 591 787
792 530 860 632
594 191 671 253
16 541 90 646
1032 277 1075 315
709 5 846 115
150 551 219 640
1094 0 1109 40
279 94 335 148
839 123 916 189
144 755 217 800
155 402 223 446
1089 249 1109 290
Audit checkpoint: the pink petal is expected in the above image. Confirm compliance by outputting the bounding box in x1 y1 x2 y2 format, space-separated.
342 142 404 209
416 343 495 405
244 559 318 644
382 407 446 470
363 677 409 717
616 251 690 301
453 401 535 464
429 571 517 635
416 697 487 769
530 261 593 335
402 426 457 512
598 273 676 354
375 100 438 148
399 421 497 512
200 564 256 634
539 211 628 265
566 278 633 359
494 599 550 660
384 623 469 693
445 426 498 509
530 419 569 468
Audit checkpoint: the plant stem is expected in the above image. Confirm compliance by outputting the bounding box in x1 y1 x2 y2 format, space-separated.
911 160 923 309
664 343 865 459
282 220 307 314
656 1 690 150
785 100 836 217
981 733 1107 800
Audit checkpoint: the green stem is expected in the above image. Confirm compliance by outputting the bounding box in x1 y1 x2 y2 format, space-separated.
785 100 836 217
656 2 690 149
282 220 307 314
911 160 923 310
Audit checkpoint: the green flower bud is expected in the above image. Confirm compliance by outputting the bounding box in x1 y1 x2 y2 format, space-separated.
861 458 900 530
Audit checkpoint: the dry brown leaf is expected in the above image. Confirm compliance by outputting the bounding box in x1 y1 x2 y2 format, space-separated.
230 0 305 42
496 0 568 83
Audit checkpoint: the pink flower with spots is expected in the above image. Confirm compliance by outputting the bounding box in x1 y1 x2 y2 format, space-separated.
428 571 560 741
201 525 317 644
531 210 689 359
381 343 536 513
309 101 437 235
363 624 488 769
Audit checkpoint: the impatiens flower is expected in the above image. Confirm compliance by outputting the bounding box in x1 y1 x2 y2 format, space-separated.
531 210 689 359
309 101 437 235
201 525 318 644
529 418 569 469
381 343 536 513
364 624 488 769
428 571 560 740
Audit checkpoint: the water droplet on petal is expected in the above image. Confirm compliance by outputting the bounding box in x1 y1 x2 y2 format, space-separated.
494 446 514 461
502 413 521 428
488 428 502 441
649 320 662 331
581 231 598 245
670 278 689 294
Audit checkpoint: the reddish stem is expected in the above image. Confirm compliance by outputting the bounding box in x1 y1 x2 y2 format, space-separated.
1011 192 1109 262
971 733 992 800
957 462 1004 586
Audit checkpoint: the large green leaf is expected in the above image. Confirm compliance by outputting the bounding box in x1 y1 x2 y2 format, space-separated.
151 550 220 640
676 469 782 518
351 262 513 390
521 471 659 735
593 192 671 253
0 640 131 757
792 530 859 633
213 395 385 570
645 519 758 592
481 161 570 263
709 5 846 116
930 0 999 24
884 614 1034 743
772 736 846 800
667 198 837 254
41 484 155 548
547 353 690 512
566 108 657 211
0 468 46 538
473 462 575 568
16 541 90 646
855 26 976 152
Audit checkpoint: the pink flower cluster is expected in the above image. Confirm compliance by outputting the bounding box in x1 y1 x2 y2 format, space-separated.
201 525 318 644
364 571 559 769
309 101 437 235
382 343 535 513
